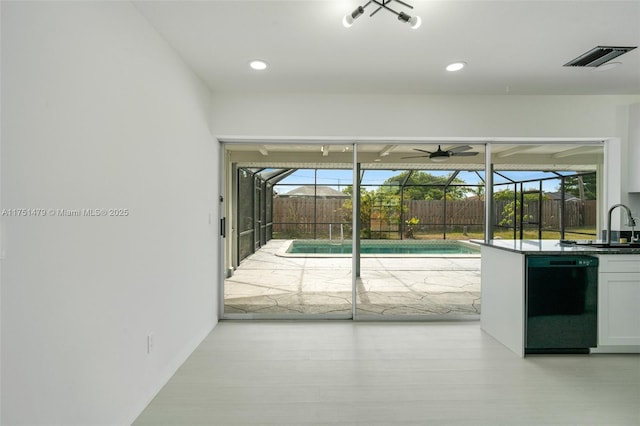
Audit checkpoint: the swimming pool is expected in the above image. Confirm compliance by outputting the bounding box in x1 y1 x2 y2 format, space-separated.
279 239 481 257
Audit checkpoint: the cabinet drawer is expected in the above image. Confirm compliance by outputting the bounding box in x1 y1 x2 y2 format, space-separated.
598 255 640 273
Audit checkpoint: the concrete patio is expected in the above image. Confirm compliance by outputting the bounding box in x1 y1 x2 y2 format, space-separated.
224 240 481 317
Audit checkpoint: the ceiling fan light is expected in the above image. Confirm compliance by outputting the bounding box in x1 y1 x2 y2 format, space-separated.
409 16 422 29
430 156 448 162
342 14 354 27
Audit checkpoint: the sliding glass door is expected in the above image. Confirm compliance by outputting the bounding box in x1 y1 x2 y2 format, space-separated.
222 141 600 320
223 145 353 318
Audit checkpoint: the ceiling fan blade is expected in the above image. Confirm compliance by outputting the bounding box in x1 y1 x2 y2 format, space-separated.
401 155 429 159
447 145 473 153
412 148 433 154
451 151 479 157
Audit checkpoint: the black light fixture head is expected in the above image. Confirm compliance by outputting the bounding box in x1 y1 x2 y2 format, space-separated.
352 6 365 19
343 0 421 29
397 11 410 23
343 6 365 27
396 11 421 28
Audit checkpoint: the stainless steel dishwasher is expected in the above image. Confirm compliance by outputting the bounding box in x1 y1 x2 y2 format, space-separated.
525 256 598 354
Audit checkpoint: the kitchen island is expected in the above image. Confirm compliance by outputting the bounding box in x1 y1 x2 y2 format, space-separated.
475 240 640 357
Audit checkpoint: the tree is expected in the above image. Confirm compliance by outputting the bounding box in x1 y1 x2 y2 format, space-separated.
380 171 471 200
494 189 549 228
340 186 374 238
561 173 596 200
341 171 474 238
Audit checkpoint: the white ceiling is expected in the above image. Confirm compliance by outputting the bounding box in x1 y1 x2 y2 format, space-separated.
226 141 603 170
134 0 640 95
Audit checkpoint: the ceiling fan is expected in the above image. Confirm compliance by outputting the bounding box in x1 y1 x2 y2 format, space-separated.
402 145 479 162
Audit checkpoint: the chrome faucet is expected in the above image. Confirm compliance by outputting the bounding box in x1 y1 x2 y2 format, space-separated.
606 204 637 244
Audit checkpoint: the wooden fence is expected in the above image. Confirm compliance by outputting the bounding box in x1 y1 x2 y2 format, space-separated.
273 198 346 238
272 197 597 237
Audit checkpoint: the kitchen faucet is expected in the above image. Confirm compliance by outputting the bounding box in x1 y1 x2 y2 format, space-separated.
606 204 637 244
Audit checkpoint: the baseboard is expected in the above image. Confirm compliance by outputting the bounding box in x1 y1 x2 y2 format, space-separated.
591 345 640 354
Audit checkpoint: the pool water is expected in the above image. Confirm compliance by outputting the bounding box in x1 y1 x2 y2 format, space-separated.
286 240 480 255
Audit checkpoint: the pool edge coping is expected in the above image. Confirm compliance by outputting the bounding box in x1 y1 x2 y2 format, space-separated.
275 239 482 259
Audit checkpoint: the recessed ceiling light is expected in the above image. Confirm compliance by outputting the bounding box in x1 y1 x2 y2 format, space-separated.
249 60 268 71
592 62 621 72
446 62 466 72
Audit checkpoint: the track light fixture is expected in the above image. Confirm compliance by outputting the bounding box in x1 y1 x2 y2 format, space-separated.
343 0 422 29
342 6 365 27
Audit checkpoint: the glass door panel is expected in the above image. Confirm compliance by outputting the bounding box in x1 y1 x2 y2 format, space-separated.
223 144 353 318
355 146 483 319
562 172 597 240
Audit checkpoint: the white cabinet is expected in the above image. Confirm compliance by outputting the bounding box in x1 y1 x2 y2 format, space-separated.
597 255 640 347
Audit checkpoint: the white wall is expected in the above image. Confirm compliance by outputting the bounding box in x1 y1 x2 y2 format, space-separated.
211 93 640 138
212 93 640 231
629 194 640 221
1 2 218 425
627 103 640 218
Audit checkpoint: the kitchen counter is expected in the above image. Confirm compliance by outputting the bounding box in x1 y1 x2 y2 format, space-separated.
473 239 640 254
478 240 640 357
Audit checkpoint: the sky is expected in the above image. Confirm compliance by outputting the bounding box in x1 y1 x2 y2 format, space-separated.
272 169 578 195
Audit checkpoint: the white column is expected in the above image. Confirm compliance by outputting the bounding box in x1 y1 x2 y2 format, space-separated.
352 144 360 318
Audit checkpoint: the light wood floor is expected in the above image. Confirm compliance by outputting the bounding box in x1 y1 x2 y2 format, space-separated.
134 321 640 426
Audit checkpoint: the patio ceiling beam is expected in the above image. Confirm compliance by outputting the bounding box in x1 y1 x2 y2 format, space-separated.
495 146 538 158
551 146 601 158
378 145 397 157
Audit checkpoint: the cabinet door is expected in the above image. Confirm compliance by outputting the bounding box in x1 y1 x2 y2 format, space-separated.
599 272 640 345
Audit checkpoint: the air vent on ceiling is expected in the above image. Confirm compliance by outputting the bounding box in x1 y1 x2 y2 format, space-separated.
564 46 637 67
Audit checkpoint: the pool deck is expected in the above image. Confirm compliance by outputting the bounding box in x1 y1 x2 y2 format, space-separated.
224 239 481 318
